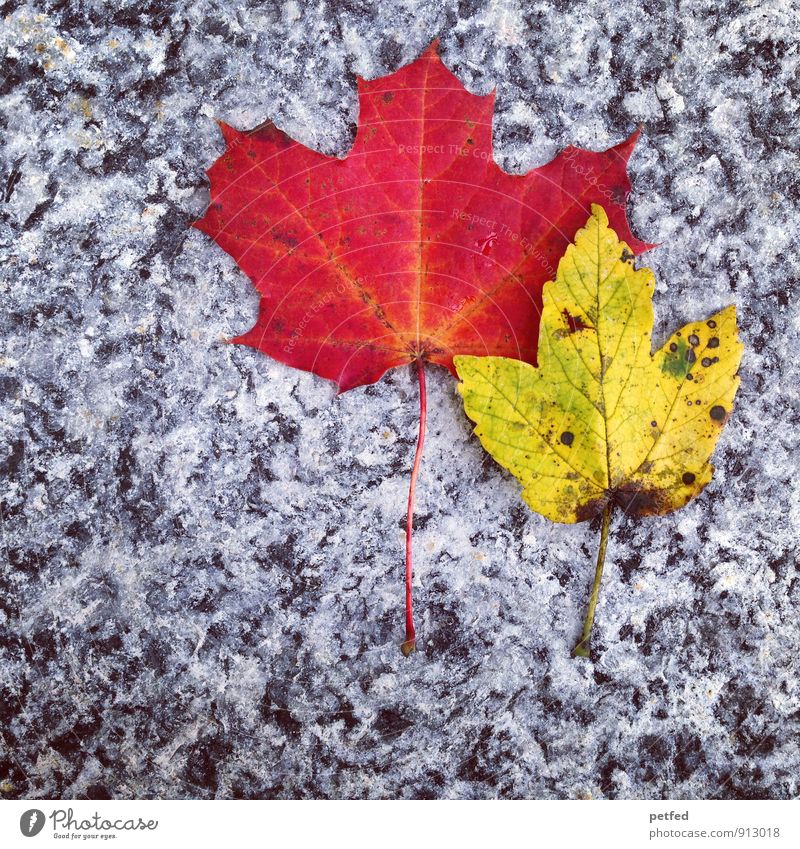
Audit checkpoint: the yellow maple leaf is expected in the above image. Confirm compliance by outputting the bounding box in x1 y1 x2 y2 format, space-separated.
454 205 743 656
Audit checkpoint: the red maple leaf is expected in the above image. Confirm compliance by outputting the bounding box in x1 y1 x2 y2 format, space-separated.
194 42 650 654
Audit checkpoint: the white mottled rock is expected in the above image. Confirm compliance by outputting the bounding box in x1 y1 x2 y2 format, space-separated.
0 0 798 801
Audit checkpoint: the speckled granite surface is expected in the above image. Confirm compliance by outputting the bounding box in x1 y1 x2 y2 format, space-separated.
1 0 799 800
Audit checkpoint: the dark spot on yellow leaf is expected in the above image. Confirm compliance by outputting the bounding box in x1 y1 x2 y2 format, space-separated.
686 348 696 363
562 308 593 333
682 472 696 485
650 420 657 427
575 496 608 522
701 357 712 367
560 431 574 446
708 337 720 348
710 405 726 421
612 483 668 517
686 373 693 380
707 319 717 328
663 337 690 378
688 333 700 346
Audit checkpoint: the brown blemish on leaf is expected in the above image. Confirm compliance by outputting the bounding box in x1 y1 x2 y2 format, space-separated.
271 230 299 249
710 405 727 422
562 308 593 333
611 483 669 517
575 496 609 523
252 121 293 149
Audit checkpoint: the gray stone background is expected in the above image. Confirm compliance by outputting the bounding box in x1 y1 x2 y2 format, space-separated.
1 0 798 800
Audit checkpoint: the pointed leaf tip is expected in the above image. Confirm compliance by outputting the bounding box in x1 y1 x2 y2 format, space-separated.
613 127 642 161
589 203 609 226
216 119 239 145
